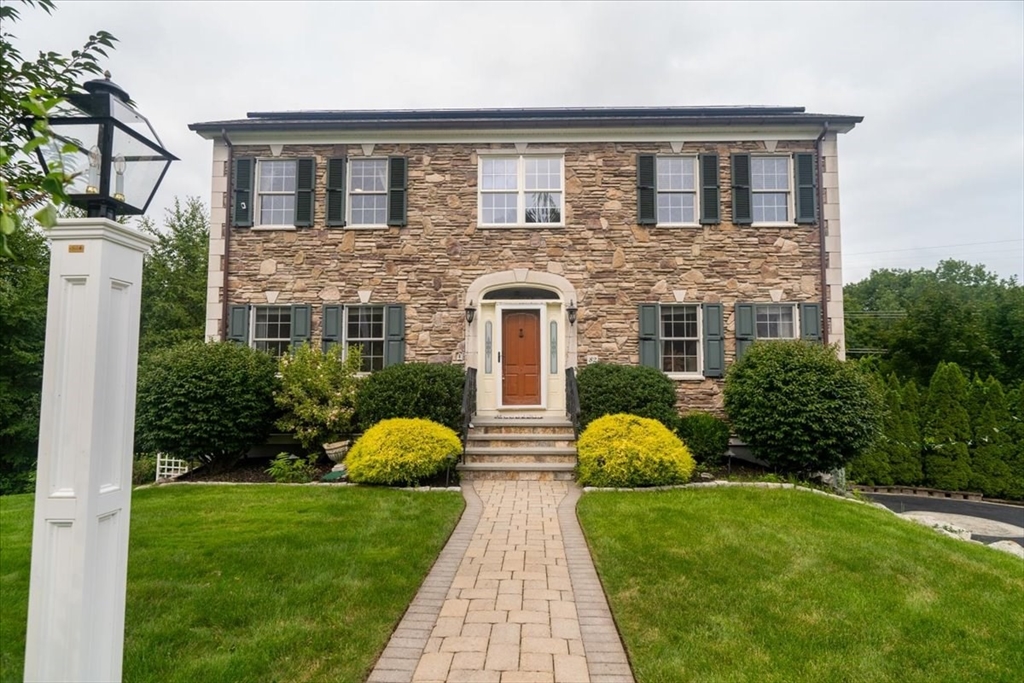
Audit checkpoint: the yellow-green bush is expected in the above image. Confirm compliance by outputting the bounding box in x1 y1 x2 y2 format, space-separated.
577 413 695 487
346 418 461 485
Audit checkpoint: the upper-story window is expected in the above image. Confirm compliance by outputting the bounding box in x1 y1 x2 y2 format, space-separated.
349 159 388 226
656 157 698 225
479 155 563 226
755 304 796 339
751 156 791 224
257 160 296 226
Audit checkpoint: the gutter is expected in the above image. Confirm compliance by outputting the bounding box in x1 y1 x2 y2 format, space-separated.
815 122 830 345
220 129 233 342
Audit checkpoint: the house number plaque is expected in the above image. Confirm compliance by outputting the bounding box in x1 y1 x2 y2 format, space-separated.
68 244 85 253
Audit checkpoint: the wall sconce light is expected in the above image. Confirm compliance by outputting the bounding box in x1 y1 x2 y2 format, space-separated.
464 301 476 324
566 300 578 325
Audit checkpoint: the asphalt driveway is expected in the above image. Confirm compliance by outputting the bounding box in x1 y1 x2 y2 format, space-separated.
865 493 1024 546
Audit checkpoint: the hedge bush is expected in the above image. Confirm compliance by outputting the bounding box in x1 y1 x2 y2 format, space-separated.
275 343 362 452
346 418 461 485
576 363 678 430
356 363 465 432
135 341 278 467
723 341 881 475
676 412 731 465
576 413 695 487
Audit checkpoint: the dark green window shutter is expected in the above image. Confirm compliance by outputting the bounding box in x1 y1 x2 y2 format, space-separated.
325 157 346 227
699 153 721 225
638 303 659 368
290 304 311 350
800 302 822 342
387 157 407 227
232 158 254 228
227 304 249 344
321 305 343 352
735 303 755 360
794 153 817 224
637 155 657 225
294 158 315 227
703 303 724 378
384 304 406 366
731 154 752 225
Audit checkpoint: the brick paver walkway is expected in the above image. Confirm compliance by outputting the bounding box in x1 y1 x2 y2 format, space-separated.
369 481 633 683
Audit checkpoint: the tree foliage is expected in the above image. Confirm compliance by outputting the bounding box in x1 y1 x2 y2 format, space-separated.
968 375 1012 497
921 362 973 490
1 0 117 254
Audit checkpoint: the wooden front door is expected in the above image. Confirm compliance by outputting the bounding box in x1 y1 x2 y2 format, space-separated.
502 310 541 405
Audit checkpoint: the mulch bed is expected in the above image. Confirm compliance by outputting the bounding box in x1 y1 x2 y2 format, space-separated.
175 459 336 484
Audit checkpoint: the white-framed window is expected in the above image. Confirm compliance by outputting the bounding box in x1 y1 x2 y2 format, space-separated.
348 158 388 226
479 155 564 226
755 304 796 339
661 304 701 374
256 160 296 226
656 156 698 225
751 156 792 224
346 305 385 372
252 306 292 356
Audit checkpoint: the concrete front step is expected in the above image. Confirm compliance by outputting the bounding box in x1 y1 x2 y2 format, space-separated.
467 434 576 448
457 462 576 481
469 417 575 436
464 453 578 465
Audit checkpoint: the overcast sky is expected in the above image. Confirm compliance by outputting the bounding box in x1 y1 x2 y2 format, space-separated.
15 0 1024 284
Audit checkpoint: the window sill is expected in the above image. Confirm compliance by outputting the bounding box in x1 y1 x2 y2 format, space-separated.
478 224 566 230
252 226 297 232
345 224 389 230
751 222 799 228
667 373 706 381
655 223 702 229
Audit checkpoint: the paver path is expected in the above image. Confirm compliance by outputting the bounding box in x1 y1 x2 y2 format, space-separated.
369 481 634 683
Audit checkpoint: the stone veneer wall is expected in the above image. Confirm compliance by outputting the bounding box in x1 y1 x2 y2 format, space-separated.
207 139 831 413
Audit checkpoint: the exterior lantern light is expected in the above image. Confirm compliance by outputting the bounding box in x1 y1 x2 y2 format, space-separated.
566 300 578 325
27 72 178 220
464 300 477 324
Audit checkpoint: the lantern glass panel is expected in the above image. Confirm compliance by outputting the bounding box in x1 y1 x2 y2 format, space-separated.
109 125 168 210
44 121 104 195
110 96 164 147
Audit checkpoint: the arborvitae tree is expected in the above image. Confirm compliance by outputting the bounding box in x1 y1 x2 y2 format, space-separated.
849 373 894 485
922 362 973 490
891 379 924 485
1005 385 1024 500
968 376 1012 497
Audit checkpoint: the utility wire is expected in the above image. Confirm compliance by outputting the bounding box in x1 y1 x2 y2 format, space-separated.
846 239 1023 257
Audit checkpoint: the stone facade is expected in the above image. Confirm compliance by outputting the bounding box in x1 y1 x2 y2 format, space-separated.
206 136 843 413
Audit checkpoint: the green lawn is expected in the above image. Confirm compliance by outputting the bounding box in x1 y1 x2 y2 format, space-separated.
1 485 463 683
578 487 1024 683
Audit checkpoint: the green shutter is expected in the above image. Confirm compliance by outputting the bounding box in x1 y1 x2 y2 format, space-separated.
638 303 659 368
800 302 822 342
322 305 343 352
227 305 249 344
232 158 254 228
637 155 657 225
735 303 755 361
699 153 721 225
731 154 752 225
294 158 315 227
384 304 405 366
290 304 311 350
794 153 817 224
387 157 407 227
703 303 724 378
325 157 346 227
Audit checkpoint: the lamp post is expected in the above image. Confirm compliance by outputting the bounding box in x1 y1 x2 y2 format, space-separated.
23 75 174 683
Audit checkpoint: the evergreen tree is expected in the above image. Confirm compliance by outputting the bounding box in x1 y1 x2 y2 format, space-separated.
886 375 922 485
922 362 973 490
849 373 894 485
967 376 1012 497
1005 385 1024 499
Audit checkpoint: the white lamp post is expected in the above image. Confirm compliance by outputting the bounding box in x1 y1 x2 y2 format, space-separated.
22 75 175 683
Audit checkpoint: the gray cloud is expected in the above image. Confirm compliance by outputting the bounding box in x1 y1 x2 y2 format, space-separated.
15 0 1023 282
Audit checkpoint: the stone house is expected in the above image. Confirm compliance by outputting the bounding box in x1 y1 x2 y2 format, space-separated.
189 107 860 474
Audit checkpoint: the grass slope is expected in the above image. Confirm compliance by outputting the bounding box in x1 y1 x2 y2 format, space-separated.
578 487 1024 683
1 485 463 683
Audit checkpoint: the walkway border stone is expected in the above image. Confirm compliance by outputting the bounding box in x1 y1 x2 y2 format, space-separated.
557 485 635 683
368 484 484 683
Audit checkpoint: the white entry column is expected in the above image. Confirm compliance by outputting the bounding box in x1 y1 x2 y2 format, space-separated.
24 218 156 683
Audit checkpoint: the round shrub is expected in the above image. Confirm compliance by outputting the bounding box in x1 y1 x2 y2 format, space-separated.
346 418 461 485
275 342 362 452
136 341 278 467
576 413 695 487
677 412 731 465
576 363 678 430
356 363 465 431
723 341 882 475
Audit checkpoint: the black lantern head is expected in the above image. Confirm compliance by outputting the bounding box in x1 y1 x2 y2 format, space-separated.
566 300 578 325
30 74 178 219
464 301 477 324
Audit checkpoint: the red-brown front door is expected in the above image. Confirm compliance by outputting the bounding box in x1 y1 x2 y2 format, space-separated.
502 310 541 405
